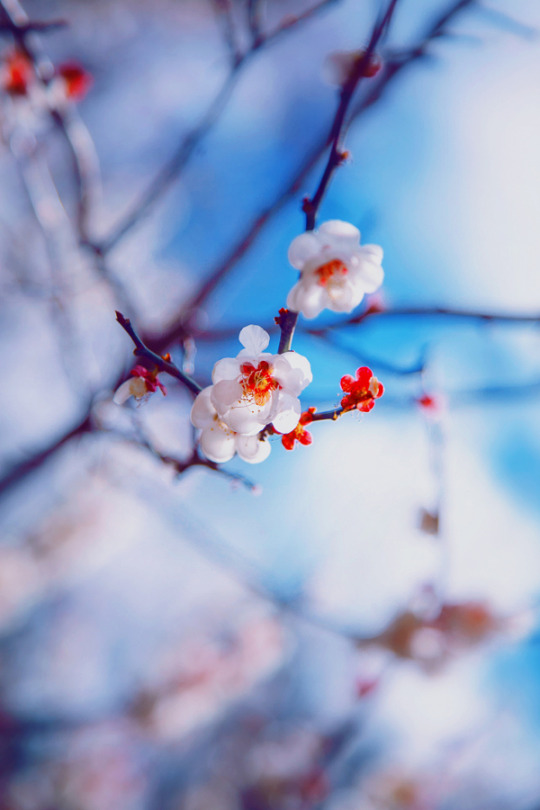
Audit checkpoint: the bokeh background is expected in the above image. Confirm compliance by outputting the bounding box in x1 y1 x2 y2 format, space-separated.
1 0 540 807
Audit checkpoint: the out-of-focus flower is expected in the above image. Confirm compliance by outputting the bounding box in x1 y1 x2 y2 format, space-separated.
340 366 384 412
417 393 446 417
372 600 508 671
113 364 166 405
363 768 437 810
287 220 384 319
433 600 500 645
191 386 271 464
323 49 382 86
208 325 312 436
2 49 33 96
278 407 315 451
55 61 93 100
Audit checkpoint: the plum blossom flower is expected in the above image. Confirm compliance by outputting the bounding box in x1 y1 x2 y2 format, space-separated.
208 325 312 436
113 365 166 405
278 408 316 451
287 220 384 319
340 366 383 412
191 386 271 464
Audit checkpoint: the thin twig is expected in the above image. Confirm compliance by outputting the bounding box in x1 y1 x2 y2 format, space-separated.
115 311 202 396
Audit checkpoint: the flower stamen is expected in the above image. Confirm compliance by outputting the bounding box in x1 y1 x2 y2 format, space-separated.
240 361 281 406
315 258 348 287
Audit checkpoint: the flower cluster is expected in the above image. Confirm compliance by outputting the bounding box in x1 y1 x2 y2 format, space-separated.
191 325 312 464
115 218 385 469
286 220 384 319
1 49 92 105
340 366 384 412
114 365 167 405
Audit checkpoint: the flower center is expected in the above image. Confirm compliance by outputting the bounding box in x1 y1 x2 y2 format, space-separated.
315 258 348 287
240 361 280 406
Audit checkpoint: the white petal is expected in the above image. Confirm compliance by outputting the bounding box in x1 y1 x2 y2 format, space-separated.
287 281 325 320
271 395 301 433
326 284 361 312
362 243 384 263
212 357 240 384
273 352 312 394
238 325 270 355
235 434 271 464
223 404 266 436
211 379 243 414
190 386 217 428
318 219 360 251
288 232 322 269
200 424 236 463
357 258 384 293
113 379 134 405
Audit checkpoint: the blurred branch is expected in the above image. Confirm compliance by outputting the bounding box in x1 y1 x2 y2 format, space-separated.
478 4 537 39
0 410 93 499
0 0 138 318
211 0 242 66
98 0 346 255
187 304 540 344
0 0 101 246
0 17 66 33
246 0 263 45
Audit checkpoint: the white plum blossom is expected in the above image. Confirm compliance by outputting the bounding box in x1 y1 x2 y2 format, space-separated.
191 386 271 464
209 325 312 437
190 326 312 461
286 220 384 319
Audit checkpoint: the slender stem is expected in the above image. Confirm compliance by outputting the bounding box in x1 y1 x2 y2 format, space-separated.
310 407 344 422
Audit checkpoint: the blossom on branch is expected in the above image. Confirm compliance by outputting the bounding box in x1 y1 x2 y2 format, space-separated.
209 325 312 436
323 49 382 86
278 408 315 451
55 61 93 101
340 366 383 412
191 386 271 464
2 50 33 96
286 220 384 319
113 365 166 405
